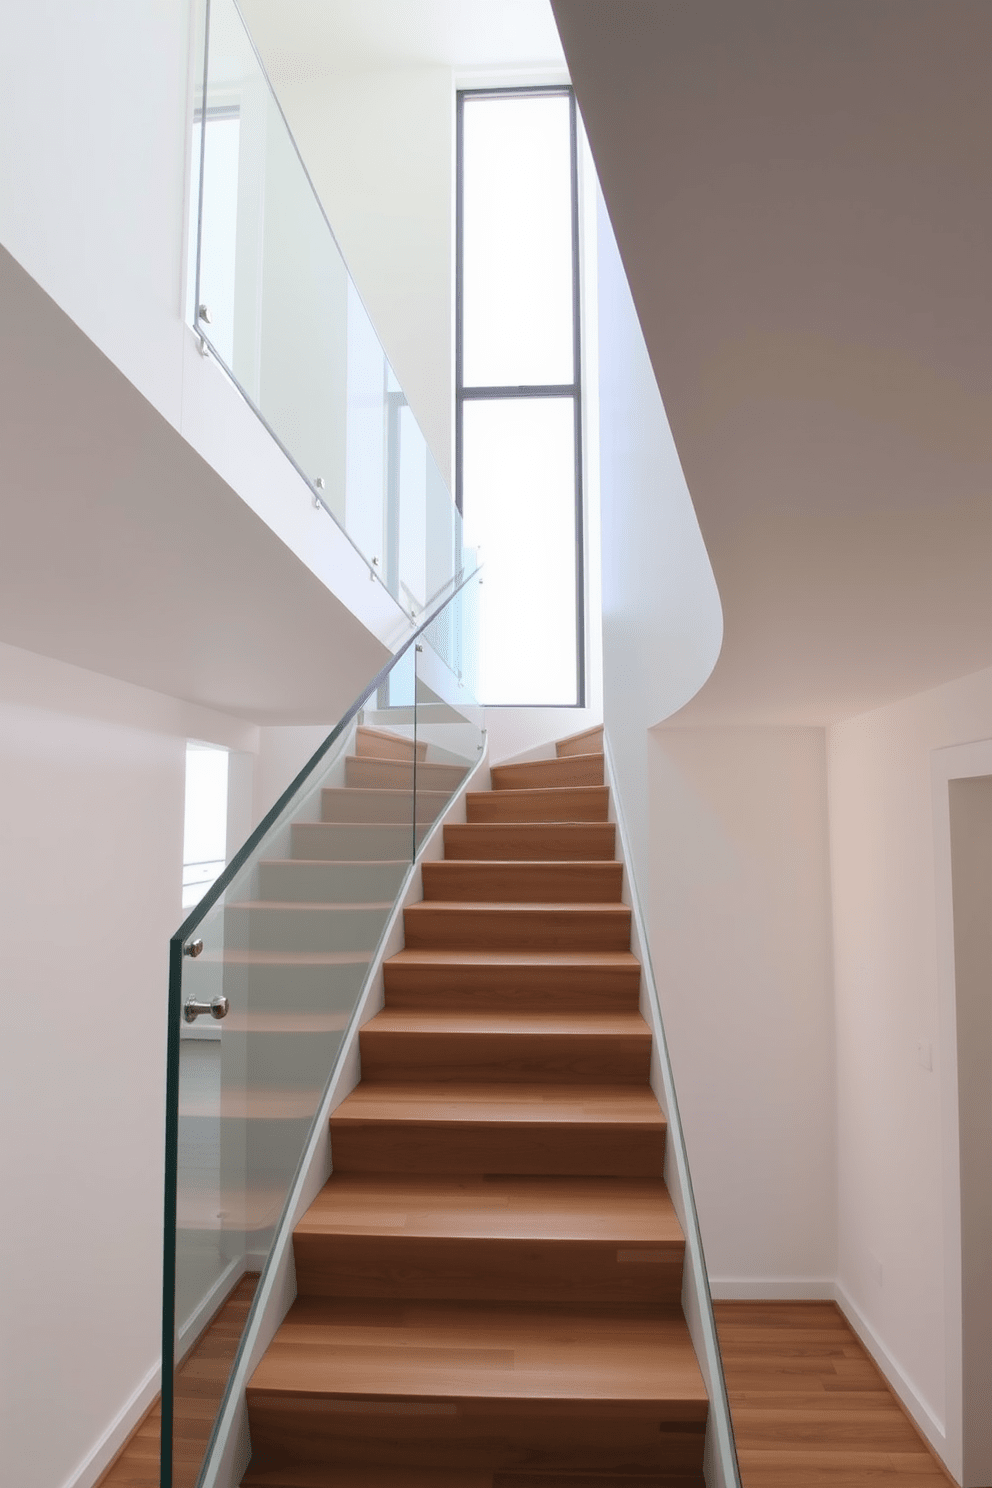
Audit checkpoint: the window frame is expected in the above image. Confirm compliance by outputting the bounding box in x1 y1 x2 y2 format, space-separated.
455 84 585 708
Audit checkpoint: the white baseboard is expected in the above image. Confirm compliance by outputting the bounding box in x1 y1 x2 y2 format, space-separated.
711 1276 835 1300
833 1280 949 1465
62 1358 160 1488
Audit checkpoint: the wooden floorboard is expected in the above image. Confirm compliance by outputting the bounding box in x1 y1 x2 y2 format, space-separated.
714 1300 960 1487
97 1272 258 1488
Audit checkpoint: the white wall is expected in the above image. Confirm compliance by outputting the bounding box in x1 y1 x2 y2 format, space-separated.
648 726 836 1292
0 640 257 1488
597 191 723 891
828 663 992 1477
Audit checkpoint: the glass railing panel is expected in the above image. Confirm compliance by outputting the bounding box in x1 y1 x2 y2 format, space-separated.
192 0 466 608
163 644 419 1488
413 569 486 838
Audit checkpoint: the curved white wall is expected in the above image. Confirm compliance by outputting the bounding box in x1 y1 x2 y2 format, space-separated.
597 192 722 885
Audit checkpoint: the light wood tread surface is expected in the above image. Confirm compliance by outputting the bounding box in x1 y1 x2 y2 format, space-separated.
247 1298 707 1413
384 949 640 972
295 1174 682 1245
242 1464 675 1487
332 1082 664 1127
361 1009 651 1038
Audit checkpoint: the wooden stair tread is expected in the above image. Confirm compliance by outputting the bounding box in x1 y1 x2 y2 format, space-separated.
362 1009 649 1037
296 1174 681 1245
333 1082 663 1126
554 723 605 755
247 1298 707 1412
230 900 393 912
244 1467 491 1487
385 949 639 968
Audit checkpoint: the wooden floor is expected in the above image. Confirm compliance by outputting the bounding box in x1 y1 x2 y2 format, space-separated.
97 1272 258 1488
714 1300 956 1488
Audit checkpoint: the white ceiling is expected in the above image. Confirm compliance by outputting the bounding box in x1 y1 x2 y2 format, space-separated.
552 0 992 725
240 0 566 82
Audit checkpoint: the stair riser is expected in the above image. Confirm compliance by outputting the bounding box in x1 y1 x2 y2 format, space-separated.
403 907 632 953
294 1235 683 1307
358 1031 651 1085
292 823 423 861
491 755 604 792
259 861 408 904
356 727 427 763
345 759 467 793
443 823 617 861
466 788 609 824
215 963 368 1014
421 862 623 903
322 789 449 825
557 728 604 759
227 905 389 954
329 1120 665 1177
246 1401 704 1476
383 962 641 1011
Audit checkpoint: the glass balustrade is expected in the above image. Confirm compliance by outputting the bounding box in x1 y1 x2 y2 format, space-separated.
190 0 466 618
161 571 484 1488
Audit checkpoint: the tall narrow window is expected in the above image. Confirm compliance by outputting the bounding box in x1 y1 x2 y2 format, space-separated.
182 743 229 909
457 88 584 706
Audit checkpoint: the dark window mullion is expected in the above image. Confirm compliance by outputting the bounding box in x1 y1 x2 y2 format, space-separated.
462 384 577 401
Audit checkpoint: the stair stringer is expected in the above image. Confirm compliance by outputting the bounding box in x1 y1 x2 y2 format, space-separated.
603 732 743 1488
197 736 491 1488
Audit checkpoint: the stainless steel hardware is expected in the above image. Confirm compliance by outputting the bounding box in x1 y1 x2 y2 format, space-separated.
184 938 204 958
312 476 325 509
184 995 229 1025
198 303 212 324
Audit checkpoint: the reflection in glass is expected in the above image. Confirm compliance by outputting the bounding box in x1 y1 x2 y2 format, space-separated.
192 0 468 614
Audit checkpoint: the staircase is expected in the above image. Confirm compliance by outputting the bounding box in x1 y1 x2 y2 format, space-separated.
241 724 708 1487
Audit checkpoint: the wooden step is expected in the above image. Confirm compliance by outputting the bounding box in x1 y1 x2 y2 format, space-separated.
224 901 392 954
245 1297 707 1475
403 902 631 953
293 1173 684 1306
490 754 604 792
259 859 408 904
556 724 604 758
291 822 423 861
422 861 622 903
382 950 641 1012
345 757 468 793
321 787 450 824
244 1467 687 1488
359 1009 651 1084
444 822 616 861
466 787 609 824
244 1466 491 1488
356 725 427 763
329 1082 665 1176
